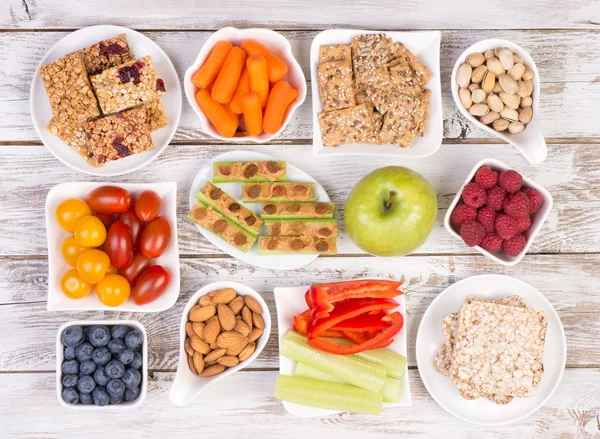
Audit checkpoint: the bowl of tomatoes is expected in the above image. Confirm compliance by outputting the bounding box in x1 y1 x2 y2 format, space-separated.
46 182 180 312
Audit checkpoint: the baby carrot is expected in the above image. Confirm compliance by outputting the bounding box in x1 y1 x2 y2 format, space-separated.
242 92 263 136
263 80 292 134
211 47 247 104
286 87 298 109
246 55 269 108
223 102 240 127
195 89 238 138
229 67 250 114
192 41 233 89
240 40 288 83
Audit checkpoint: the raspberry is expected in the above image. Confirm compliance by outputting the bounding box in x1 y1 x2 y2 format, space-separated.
503 234 527 256
474 165 498 189
461 183 487 208
480 233 503 252
486 185 506 211
495 214 518 240
498 170 523 193
450 203 477 229
515 214 532 232
503 191 531 218
476 207 497 233
523 188 543 214
459 220 485 247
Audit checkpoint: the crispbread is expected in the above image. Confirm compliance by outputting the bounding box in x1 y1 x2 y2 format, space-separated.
433 343 451 377
378 91 430 147
319 44 351 63
317 60 355 112
318 103 373 147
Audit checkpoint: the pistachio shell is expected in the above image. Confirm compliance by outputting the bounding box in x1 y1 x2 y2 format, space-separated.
459 87 472 109
493 118 510 132
498 48 515 70
480 111 500 125
494 48 503 57
519 106 533 124
499 74 518 94
508 121 525 134
522 67 534 81
507 63 525 81
471 89 486 104
456 63 473 88
514 54 524 64
486 57 505 76
471 65 488 83
500 108 519 122
521 96 533 107
492 81 503 94
469 103 490 117
499 91 520 110
487 94 504 113
468 83 480 91
467 52 486 67
481 71 496 93
516 79 534 97
484 50 495 60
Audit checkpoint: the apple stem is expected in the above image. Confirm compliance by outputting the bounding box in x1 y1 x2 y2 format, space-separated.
385 191 396 209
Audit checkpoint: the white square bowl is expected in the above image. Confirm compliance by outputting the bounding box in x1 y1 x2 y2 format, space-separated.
310 29 442 157
444 158 553 266
56 320 148 409
45 182 180 312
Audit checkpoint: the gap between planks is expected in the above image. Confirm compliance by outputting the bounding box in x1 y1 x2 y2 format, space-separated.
1 28 600 33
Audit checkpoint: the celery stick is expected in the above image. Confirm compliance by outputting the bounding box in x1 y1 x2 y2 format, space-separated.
273 375 382 415
294 362 344 383
382 376 403 403
353 349 407 380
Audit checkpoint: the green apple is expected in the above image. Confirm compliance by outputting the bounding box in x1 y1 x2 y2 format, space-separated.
344 166 438 256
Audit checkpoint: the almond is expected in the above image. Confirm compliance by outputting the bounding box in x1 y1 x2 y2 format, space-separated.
212 288 237 304
234 320 250 337
204 348 226 363
204 316 221 344
248 327 263 343
193 351 205 375
200 364 225 377
228 296 244 315
210 342 219 350
226 337 248 356
189 305 215 322
199 295 215 307
188 354 198 375
218 303 237 331
207 290 218 298
243 295 263 314
252 312 265 330
190 335 211 354
184 337 194 357
185 322 195 338
217 331 246 349
238 342 256 362
218 355 240 367
192 322 205 339
242 306 253 330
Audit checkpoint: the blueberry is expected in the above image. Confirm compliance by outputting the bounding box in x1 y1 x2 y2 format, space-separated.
79 392 93 405
93 366 110 387
109 392 123 404
111 325 131 340
92 387 110 407
61 359 79 375
105 360 125 379
64 346 76 361
131 351 143 370
61 326 84 348
79 360 97 375
106 379 125 397
125 329 143 351
121 367 142 389
89 325 111 347
77 375 97 394
62 374 78 388
117 349 134 365
75 342 94 362
108 338 127 354
62 388 79 404
124 385 141 402
92 347 112 366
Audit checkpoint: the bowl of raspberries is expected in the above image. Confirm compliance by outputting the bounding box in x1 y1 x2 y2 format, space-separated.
445 158 552 265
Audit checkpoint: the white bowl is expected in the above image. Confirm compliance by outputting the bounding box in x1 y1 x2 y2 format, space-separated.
451 39 547 164
184 27 307 143
30 24 182 176
56 320 148 409
444 158 553 266
310 29 442 157
415 274 566 425
169 281 272 407
45 181 180 311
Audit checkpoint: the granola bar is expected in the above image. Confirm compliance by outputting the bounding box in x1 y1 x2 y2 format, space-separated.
317 60 355 112
46 120 89 156
82 34 133 76
319 44 351 63
318 103 374 147
144 99 168 131
91 56 166 114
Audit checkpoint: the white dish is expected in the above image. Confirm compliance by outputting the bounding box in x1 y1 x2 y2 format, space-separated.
184 27 307 143
310 29 442 157
416 274 566 426
444 158 553 266
169 281 271 406
451 39 547 164
46 181 180 312
56 320 148 409
274 280 411 417
31 24 182 176
188 150 331 270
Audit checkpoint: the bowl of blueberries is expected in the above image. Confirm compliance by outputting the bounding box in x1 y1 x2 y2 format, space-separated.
57 321 147 409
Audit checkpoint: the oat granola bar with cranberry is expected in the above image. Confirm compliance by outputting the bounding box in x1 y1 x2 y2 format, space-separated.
82 34 134 76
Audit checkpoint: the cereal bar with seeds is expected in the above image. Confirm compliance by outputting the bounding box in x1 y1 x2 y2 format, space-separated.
143 99 168 131
91 56 166 114
241 182 315 203
319 44 351 63
46 119 89 157
261 202 336 219
258 236 337 255
317 60 355 112
318 103 375 147
82 105 154 166
82 34 134 76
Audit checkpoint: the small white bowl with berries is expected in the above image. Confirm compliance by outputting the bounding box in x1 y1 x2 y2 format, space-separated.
444 158 553 266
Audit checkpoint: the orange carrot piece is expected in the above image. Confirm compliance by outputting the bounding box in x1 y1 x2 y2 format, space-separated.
192 41 233 89
286 87 298 109
211 47 247 104
195 89 237 138
263 80 292 134
223 102 241 128
242 92 263 136
246 55 269 108
229 67 250 114
240 40 288 83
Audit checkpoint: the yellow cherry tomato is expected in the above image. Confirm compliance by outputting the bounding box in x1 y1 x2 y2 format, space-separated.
61 236 86 267
106 265 118 275
74 215 107 248
60 269 93 299
76 249 110 283
96 274 131 307
56 199 91 233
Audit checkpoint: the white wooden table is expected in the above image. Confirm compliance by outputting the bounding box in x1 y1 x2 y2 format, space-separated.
2 1 600 437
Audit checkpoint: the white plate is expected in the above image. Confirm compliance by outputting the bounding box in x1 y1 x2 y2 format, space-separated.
31 25 182 176
274 281 411 417
188 150 331 270
416 274 566 426
46 182 180 312
310 29 442 157
184 27 306 143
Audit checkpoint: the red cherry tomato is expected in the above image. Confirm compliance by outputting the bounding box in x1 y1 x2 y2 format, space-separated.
86 186 131 214
94 212 116 230
140 216 171 258
118 208 145 248
118 251 152 287
135 190 162 222
105 220 134 269
132 265 171 305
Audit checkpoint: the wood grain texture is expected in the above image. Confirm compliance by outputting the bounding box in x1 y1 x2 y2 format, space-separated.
1 30 600 142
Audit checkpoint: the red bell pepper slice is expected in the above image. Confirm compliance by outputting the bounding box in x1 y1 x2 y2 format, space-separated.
308 312 404 355
307 298 398 339
293 312 344 338
331 312 390 333
304 288 315 308
341 330 378 344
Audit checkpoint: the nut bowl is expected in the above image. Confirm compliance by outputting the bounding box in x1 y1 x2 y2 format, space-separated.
451 39 547 164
